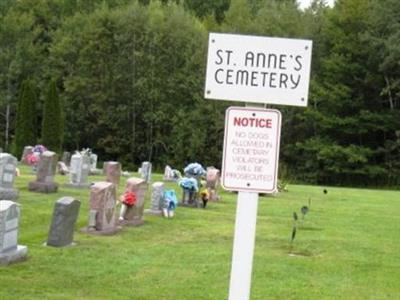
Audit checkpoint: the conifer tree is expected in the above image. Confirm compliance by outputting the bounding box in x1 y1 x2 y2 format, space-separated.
14 80 37 157
41 80 63 153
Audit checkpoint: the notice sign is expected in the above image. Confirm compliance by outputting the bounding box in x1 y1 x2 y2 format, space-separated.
205 33 312 107
222 107 281 193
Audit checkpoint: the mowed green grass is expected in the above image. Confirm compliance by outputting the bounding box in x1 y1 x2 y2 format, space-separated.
0 165 399 300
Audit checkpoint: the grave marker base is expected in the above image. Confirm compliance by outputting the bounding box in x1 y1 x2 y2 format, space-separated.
28 182 58 193
0 188 19 200
80 226 122 236
0 245 28 265
64 183 90 189
118 219 145 226
144 208 163 216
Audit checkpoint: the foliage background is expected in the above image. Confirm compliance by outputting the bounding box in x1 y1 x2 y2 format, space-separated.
0 0 399 186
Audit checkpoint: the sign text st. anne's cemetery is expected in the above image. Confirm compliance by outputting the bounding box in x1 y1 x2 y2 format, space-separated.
205 33 312 107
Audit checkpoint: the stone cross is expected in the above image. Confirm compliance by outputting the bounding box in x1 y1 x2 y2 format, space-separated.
120 177 148 225
140 161 152 183
28 151 58 193
104 161 121 188
67 152 90 188
88 182 117 233
0 200 27 265
0 153 18 200
47 197 80 247
145 182 164 215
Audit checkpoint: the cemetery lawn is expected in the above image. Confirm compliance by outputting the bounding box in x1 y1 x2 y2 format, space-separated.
0 166 399 300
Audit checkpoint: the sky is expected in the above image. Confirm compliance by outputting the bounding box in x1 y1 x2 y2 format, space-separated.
298 0 335 9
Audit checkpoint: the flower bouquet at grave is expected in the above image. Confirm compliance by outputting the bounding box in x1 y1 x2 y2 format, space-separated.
183 162 206 178
33 144 47 154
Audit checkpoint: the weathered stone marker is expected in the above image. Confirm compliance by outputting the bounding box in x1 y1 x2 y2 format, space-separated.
85 182 119 235
0 153 19 200
20 146 33 164
0 200 27 265
145 182 164 215
104 161 121 188
90 153 98 170
139 161 152 183
206 167 221 201
163 165 174 181
119 177 148 226
62 151 71 166
28 151 58 193
47 197 81 247
66 151 90 188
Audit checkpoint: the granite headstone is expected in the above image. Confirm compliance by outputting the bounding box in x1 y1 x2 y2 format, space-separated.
85 182 119 234
145 182 164 215
206 167 221 201
20 146 33 164
28 151 58 193
47 197 80 247
139 161 152 183
0 200 27 265
66 152 90 188
0 153 19 200
105 161 121 188
120 177 148 226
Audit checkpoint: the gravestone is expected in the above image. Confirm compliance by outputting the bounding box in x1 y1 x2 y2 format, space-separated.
57 161 69 175
20 146 33 165
206 167 221 201
145 182 164 215
104 161 121 188
65 152 90 188
47 197 80 247
0 153 19 200
120 177 148 226
84 182 119 235
28 151 58 193
90 153 98 170
139 161 152 183
180 177 200 207
163 165 175 181
0 200 27 265
62 151 71 166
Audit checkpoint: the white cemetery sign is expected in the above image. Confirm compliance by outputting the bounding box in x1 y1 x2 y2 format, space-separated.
204 32 312 300
205 32 312 107
222 107 281 193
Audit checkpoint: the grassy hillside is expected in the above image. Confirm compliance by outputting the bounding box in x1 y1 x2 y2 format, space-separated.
0 166 399 299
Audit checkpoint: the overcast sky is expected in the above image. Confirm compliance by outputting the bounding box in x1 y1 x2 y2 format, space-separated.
298 0 335 9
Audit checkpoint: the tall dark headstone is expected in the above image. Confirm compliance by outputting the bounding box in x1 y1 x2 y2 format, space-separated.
47 197 81 247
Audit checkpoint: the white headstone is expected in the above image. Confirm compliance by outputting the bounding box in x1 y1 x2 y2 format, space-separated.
0 200 27 265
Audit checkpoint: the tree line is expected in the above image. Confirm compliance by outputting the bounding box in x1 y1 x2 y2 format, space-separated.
0 0 399 186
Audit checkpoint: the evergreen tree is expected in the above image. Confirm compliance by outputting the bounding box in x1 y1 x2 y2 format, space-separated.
14 79 37 157
41 80 63 153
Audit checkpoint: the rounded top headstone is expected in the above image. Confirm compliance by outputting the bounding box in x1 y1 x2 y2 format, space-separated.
0 200 18 211
42 151 56 157
152 182 164 188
